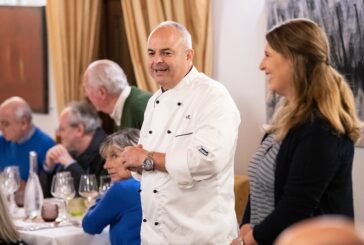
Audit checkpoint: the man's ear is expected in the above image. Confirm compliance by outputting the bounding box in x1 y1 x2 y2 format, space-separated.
186 49 194 62
98 86 108 100
76 124 86 136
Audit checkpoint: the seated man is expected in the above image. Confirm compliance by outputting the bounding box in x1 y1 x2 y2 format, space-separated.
40 101 106 197
0 96 55 184
83 59 151 130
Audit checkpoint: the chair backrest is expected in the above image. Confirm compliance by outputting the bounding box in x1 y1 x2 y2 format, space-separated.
234 175 250 222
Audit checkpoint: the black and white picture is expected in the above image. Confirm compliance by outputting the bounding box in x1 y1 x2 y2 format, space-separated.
266 0 364 147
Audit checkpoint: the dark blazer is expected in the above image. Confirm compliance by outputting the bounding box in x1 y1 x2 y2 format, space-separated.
242 115 354 245
116 86 151 130
40 127 107 197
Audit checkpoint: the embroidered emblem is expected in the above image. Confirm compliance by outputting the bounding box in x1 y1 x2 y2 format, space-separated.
198 147 209 156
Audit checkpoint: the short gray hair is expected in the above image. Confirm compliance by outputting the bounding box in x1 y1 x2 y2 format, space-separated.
85 59 128 95
100 128 140 158
66 101 101 134
151 21 192 49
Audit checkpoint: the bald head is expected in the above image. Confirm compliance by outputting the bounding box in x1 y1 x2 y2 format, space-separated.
147 21 194 90
148 21 192 49
0 96 32 123
0 96 33 142
274 216 364 245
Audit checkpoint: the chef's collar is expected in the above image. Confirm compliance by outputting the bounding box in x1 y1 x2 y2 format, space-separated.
160 66 198 93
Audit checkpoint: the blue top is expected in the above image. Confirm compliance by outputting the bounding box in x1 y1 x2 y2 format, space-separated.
82 177 142 245
0 127 55 180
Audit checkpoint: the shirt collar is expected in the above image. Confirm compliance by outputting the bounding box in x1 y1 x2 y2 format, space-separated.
158 66 199 95
110 85 131 126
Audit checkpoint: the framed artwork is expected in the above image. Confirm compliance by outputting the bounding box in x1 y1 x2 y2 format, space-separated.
0 6 48 113
266 0 364 147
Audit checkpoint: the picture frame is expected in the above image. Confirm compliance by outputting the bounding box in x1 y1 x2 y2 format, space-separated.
0 6 48 113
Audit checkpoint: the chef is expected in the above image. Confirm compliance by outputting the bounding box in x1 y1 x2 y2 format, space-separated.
121 21 241 244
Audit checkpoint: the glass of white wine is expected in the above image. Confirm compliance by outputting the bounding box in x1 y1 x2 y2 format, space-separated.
78 174 98 207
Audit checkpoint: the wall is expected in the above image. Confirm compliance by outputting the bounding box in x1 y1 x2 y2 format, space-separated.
212 0 267 174
212 0 364 226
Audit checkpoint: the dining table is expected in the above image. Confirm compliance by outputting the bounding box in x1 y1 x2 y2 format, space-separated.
12 208 110 245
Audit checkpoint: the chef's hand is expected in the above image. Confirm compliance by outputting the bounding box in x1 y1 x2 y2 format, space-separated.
121 145 147 172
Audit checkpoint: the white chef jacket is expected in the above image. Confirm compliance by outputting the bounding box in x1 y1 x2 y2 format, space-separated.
139 67 241 245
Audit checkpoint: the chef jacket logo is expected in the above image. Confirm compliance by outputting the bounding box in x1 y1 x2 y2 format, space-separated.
198 147 209 156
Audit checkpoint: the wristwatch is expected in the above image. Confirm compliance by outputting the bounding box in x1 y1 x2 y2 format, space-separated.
142 151 155 171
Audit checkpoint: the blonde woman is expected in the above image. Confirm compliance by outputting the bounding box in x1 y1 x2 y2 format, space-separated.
235 18 362 245
0 188 27 245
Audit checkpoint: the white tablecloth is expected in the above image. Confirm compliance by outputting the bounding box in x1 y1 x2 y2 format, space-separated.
13 209 110 245
18 225 110 245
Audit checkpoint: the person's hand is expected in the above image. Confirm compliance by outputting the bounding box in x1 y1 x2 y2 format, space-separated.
230 224 257 245
121 145 148 172
45 144 75 167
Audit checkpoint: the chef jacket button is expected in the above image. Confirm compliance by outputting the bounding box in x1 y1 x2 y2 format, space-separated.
143 219 147 222
138 189 142 192
153 189 158 193
154 222 159 226
149 130 153 134
177 102 182 106
167 130 171 134
156 100 160 104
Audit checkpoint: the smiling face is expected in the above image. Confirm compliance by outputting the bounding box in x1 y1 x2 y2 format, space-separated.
103 148 131 182
259 42 294 100
147 26 193 90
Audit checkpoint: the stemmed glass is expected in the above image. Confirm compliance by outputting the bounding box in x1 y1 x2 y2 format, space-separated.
99 175 112 195
78 174 98 207
2 166 21 213
51 172 75 221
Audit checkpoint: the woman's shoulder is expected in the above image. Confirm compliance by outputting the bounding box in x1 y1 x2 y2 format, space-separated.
108 178 140 194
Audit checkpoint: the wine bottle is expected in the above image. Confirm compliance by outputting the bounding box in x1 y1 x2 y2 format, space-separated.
23 151 44 219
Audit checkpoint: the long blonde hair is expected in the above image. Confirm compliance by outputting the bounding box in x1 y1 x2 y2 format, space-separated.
0 187 20 243
266 18 362 142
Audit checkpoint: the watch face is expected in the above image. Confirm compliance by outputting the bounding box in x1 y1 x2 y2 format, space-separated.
143 157 154 171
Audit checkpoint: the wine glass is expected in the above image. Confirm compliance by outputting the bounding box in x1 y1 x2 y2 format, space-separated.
99 175 112 195
3 166 21 213
52 173 75 221
78 174 98 207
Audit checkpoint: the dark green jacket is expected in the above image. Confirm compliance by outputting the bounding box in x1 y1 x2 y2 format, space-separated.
116 86 151 130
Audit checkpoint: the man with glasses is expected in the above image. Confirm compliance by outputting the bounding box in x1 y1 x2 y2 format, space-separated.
39 101 106 197
0 96 55 182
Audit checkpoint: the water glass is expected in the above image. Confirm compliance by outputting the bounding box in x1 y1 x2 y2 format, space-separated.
78 174 98 206
99 175 112 195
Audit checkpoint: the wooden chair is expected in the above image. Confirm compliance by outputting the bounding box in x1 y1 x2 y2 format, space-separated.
234 175 250 222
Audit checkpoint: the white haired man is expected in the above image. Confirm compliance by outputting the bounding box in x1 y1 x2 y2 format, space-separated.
84 59 151 130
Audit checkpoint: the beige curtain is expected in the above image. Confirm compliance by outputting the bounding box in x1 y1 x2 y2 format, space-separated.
46 0 102 111
121 0 212 92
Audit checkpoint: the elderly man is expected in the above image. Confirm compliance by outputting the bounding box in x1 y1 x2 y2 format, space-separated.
0 96 55 182
39 101 106 197
121 21 241 244
84 59 151 130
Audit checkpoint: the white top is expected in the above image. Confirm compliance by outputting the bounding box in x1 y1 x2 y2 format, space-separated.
139 67 241 244
110 85 131 126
